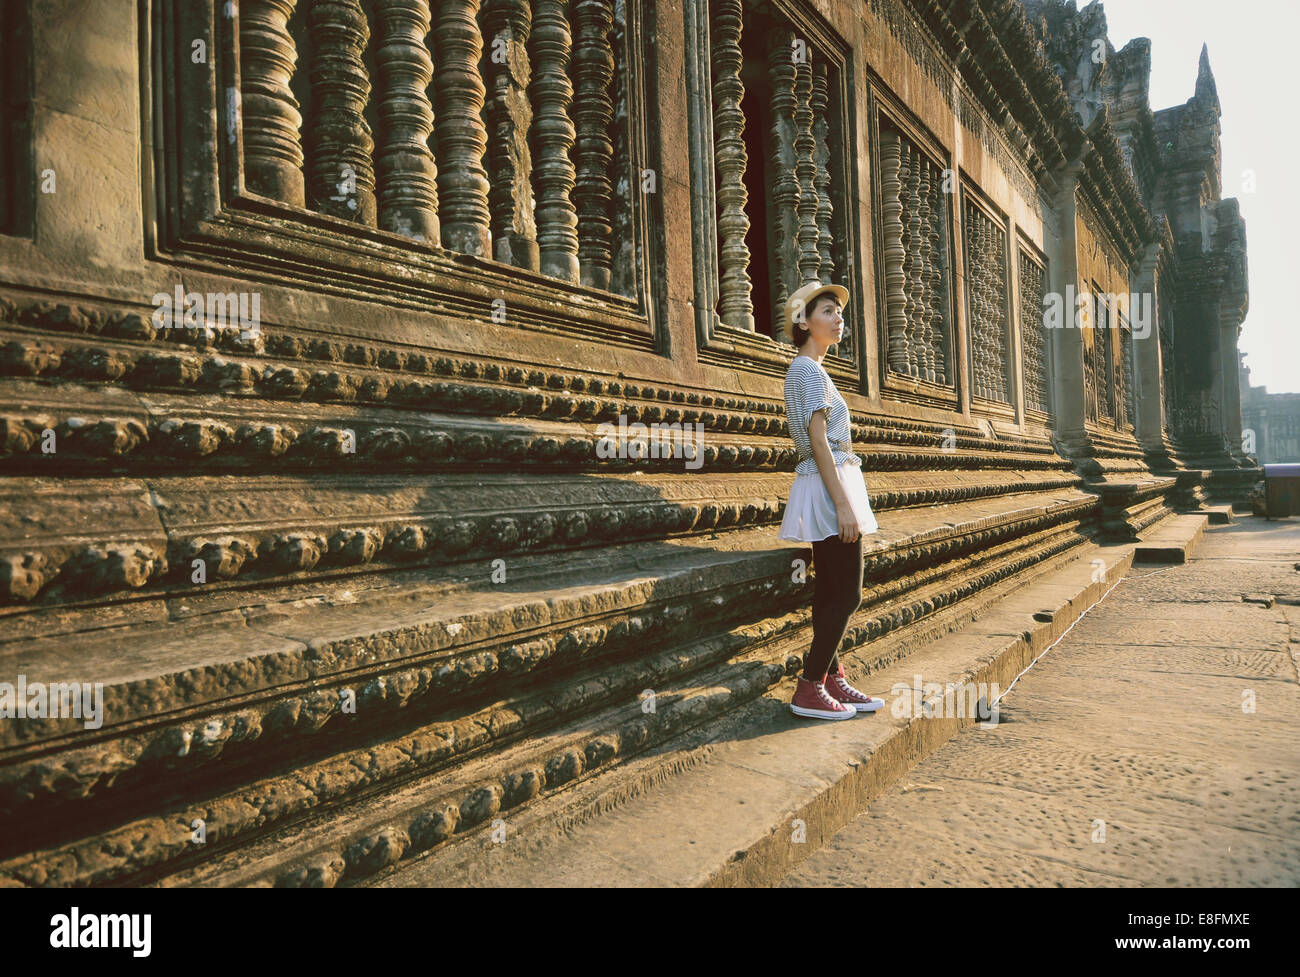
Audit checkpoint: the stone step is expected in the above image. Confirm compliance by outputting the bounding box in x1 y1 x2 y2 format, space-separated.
0 489 1100 885
1199 504 1236 525
0 374 1067 478
354 540 1137 887
0 485 1101 757
1133 512 1209 563
142 533 1105 888
0 467 1086 605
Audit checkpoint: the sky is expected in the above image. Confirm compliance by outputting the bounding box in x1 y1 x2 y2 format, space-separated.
1097 0 1299 394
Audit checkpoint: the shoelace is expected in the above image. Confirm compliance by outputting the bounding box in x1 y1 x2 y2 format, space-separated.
814 682 848 710
830 675 866 701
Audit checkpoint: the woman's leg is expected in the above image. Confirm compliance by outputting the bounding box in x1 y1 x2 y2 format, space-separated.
804 533 864 681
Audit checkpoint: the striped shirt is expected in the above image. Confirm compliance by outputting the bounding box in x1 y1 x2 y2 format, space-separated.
784 355 860 475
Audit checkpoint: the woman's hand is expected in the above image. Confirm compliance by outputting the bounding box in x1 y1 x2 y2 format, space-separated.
809 411 860 542
835 499 861 542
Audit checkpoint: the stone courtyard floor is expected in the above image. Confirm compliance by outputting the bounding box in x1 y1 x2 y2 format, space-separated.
781 515 1300 887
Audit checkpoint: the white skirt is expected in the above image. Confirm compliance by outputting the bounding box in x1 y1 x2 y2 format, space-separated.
778 460 879 542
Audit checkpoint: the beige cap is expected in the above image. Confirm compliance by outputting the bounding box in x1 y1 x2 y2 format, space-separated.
784 281 849 344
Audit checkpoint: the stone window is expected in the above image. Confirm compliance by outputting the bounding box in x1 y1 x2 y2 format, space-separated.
1018 246 1051 418
1117 311 1133 430
1085 281 1114 423
874 112 954 397
962 194 1010 406
150 0 659 343
696 0 857 363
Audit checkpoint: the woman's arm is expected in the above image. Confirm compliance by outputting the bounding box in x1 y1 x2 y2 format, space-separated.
808 410 861 542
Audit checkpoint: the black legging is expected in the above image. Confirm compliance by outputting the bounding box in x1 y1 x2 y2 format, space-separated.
804 533 864 681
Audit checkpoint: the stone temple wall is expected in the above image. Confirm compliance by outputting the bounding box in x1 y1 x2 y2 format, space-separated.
1241 355 1300 466
0 0 1259 886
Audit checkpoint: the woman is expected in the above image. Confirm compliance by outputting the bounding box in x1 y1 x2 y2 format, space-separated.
777 281 884 720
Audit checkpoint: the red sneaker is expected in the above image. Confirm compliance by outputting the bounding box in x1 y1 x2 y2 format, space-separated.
825 664 884 713
790 676 857 720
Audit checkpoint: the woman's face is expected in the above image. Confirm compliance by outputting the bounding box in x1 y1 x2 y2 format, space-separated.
806 295 844 346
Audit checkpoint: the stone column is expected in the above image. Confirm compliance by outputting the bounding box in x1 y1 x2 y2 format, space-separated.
765 26 798 338
1218 304 1249 462
710 0 754 331
240 0 306 206
793 44 819 285
374 0 441 244
811 60 834 284
571 0 616 290
529 0 581 282
1043 161 1088 451
305 0 377 225
481 0 539 269
1131 242 1166 449
433 0 492 256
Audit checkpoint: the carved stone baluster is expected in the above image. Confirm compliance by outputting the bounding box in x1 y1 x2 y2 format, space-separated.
1083 301 1098 422
986 223 1001 398
766 26 798 337
433 0 491 255
896 139 917 376
968 205 987 399
916 152 934 382
609 0 633 298
304 0 376 224
986 220 1000 399
1097 297 1112 418
373 0 439 242
529 0 580 282
571 0 616 289
994 227 1008 402
880 129 908 375
1094 300 1104 419
811 59 834 283
710 0 753 331
927 161 948 384
482 0 538 268
793 43 819 285
905 143 925 377
966 205 980 396
1114 322 1125 426
240 0 306 206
